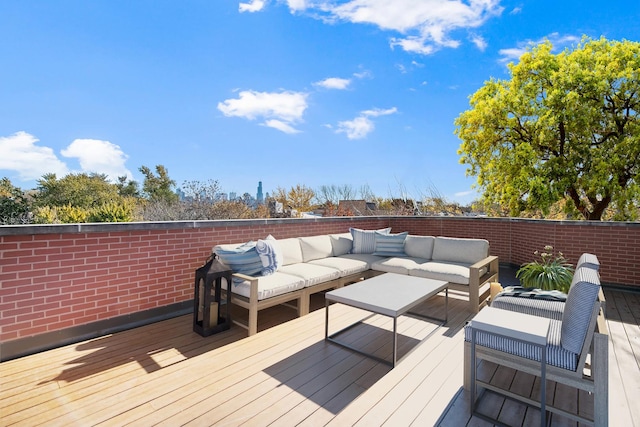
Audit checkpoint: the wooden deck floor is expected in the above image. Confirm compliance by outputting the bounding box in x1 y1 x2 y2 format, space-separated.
1 287 638 427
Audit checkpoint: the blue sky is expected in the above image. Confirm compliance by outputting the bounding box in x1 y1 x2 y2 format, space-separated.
1 1 639 205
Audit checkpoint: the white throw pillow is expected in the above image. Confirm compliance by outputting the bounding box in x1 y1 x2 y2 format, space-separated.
255 235 283 275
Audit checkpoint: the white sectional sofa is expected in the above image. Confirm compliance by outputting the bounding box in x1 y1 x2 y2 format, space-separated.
214 229 499 335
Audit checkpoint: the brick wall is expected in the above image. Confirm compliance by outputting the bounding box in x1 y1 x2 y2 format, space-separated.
1 217 638 347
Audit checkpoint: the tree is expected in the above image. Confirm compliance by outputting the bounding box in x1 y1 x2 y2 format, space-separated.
116 175 140 198
0 178 31 224
34 173 120 209
139 165 178 204
273 184 317 215
456 37 640 220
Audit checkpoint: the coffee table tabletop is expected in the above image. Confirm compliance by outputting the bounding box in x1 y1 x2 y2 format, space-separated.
325 272 448 317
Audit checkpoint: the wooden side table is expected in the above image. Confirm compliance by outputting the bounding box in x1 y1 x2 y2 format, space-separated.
469 307 551 427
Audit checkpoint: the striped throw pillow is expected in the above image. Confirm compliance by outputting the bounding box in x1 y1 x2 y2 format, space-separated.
373 231 408 257
215 241 263 277
350 227 391 254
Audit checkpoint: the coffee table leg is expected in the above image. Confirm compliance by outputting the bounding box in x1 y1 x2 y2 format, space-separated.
325 299 329 339
393 317 398 367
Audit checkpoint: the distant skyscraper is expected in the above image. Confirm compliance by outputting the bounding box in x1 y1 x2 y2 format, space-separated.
257 181 264 205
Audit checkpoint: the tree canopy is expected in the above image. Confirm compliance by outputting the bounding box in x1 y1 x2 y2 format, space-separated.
455 37 640 220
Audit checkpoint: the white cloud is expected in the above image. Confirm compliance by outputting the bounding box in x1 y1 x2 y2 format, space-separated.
314 77 351 90
336 116 374 140
267 0 503 55
61 139 132 182
470 34 487 50
0 131 69 181
361 107 398 117
335 106 398 139
218 89 308 133
239 0 267 13
263 119 301 134
499 32 580 63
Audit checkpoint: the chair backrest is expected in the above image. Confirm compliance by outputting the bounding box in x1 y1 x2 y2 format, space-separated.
576 253 600 272
561 267 601 356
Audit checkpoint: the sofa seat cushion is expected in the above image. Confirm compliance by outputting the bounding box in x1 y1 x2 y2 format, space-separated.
225 273 305 301
409 261 471 285
338 253 387 270
308 257 369 277
370 257 429 275
278 263 341 287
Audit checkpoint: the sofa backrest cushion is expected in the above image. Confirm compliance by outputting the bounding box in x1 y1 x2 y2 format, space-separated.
214 242 263 276
404 235 435 259
299 235 334 262
278 237 304 266
372 231 408 257
330 233 353 256
350 227 391 254
432 236 489 265
560 267 601 354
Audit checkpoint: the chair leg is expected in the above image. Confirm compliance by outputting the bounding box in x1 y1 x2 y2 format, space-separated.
593 332 608 426
463 341 471 391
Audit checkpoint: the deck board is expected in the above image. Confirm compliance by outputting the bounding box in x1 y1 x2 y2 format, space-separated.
0 288 637 427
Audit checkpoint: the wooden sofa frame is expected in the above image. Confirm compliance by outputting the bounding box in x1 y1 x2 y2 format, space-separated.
463 292 608 426
224 254 499 336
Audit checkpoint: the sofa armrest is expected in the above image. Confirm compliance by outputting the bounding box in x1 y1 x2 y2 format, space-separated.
232 273 260 302
468 255 499 313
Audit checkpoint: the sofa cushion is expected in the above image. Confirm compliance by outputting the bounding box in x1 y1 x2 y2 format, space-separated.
409 261 471 285
561 267 601 354
255 235 283 275
214 242 263 277
299 235 333 262
278 263 341 287
371 257 428 275
224 272 305 300
576 253 599 271
432 236 489 265
350 227 391 254
308 257 370 277
372 231 408 257
330 233 353 256
338 253 387 270
279 238 304 266
404 235 435 259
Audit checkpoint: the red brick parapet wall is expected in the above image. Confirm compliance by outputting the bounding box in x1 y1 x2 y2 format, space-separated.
1 216 638 355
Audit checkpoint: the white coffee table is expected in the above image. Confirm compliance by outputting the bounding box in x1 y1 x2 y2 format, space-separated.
324 272 449 367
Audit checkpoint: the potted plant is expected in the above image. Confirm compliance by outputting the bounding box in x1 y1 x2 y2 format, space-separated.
516 245 574 293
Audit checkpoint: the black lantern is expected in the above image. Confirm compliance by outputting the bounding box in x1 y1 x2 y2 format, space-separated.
193 254 232 336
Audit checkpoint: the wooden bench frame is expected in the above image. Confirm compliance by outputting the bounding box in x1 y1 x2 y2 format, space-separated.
221 254 499 336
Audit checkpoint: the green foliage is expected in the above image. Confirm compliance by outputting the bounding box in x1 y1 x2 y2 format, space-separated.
139 165 178 204
116 176 140 198
88 199 136 222
456 36 640 220
0 178 31 224
33 204 90 224
34 173 120 209
516 245 574 292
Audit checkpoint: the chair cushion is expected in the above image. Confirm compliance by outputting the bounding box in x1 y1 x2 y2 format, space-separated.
576 253 600 271
330 233 353 256
278 263 341 287
214 242 263 276
491 296 565 321
299 235 333 262
224 273 305 300
308 257 369 277
370 257 428 275
255 235 283 275
432 236 489 265
372 231 408 257
404 235 435 259
465 319 578 371
350 227 391 254
561 267 601 354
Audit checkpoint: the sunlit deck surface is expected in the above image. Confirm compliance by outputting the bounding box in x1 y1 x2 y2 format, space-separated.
2 269 639 426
